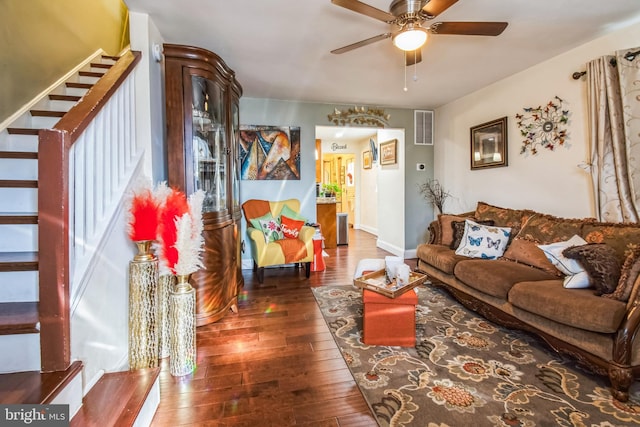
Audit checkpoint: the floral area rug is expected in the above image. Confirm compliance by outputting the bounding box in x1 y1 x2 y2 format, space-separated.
311 285 640 426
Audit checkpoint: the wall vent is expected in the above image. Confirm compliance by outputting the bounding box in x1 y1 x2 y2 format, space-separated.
414 110 434 146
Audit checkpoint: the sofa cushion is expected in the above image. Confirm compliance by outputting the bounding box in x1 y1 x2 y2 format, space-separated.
450 219 495 250
508 280 627 333
537 235 590 288
454 259 557 299
502 214 586 276
563 243 621 295
455 220 511 259
438 214 473 246
416 244 468 275
474 201 532 231
604 247 640 302
581 222 640 262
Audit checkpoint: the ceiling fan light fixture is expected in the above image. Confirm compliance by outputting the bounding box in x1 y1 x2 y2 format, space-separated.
392 26 427 51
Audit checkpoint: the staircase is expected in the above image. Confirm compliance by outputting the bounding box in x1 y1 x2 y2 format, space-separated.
0 50 160 426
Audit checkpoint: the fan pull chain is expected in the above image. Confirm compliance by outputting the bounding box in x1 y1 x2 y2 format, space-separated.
403 51 408 92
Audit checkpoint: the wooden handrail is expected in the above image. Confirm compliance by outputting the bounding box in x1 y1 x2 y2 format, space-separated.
38 51 141 372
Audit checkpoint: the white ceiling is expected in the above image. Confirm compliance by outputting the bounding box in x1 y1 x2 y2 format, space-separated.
126 0 640 113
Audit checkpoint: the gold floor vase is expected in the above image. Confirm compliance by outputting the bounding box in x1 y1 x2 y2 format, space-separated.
158 274 176 359
169 274 197 376
128 240 159 370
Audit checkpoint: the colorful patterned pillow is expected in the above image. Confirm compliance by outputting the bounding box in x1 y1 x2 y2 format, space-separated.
538 235 589 288
259 217 283 243
563 244 621 296
455 219 512 260
250 212 274 231
281 215 305 239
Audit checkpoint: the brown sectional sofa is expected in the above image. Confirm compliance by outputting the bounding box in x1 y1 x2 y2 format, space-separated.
416 201 640 401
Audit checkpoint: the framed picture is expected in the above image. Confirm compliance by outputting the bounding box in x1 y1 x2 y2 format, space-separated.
470 117 508 170
379 139 397 165
363 150 372 169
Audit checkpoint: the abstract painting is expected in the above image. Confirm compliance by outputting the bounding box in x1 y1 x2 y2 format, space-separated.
238 125 301 180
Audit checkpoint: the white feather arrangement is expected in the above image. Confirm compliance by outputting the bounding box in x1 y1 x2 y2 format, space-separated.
188 190 205 249
173 190 205 276
173 213 203 276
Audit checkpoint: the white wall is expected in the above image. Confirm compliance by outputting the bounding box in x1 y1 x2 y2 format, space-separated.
359 137 378 234
129 12 167 182
434 21 640 218
376 129 405 256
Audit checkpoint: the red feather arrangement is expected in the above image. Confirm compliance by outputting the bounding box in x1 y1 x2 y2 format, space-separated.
127 189 160 241
158 188 189 274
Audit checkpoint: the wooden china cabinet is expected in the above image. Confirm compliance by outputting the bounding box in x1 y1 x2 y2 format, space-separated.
164 44 243 326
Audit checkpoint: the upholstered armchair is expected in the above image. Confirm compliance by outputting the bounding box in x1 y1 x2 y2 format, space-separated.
241 198 315 283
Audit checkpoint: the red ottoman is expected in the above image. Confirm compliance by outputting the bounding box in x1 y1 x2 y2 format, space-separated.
362 289 418 347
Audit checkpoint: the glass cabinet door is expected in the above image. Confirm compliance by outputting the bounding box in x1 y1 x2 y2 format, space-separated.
191 75 227 213
230 99 240 213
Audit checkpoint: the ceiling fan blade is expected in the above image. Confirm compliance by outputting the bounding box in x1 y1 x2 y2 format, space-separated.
331 0 396 23
331 33 392 54
421 0 459 18
405 49 422 66
430 21 508 36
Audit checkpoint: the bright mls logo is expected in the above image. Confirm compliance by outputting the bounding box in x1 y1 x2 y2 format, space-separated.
1 405 68 426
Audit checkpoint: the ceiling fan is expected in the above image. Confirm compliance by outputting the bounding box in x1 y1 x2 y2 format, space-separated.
330 0 508 65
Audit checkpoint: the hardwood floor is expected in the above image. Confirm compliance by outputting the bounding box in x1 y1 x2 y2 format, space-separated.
151 229 407 426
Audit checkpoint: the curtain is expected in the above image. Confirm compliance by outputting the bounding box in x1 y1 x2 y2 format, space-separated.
586 48 640 223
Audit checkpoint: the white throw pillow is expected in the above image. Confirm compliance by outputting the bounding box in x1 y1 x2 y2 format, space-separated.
455 219 511 260
563 271 590 289
538 235 590 288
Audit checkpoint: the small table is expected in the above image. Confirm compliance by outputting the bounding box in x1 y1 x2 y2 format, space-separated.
362 289 418 347
353 260 428 347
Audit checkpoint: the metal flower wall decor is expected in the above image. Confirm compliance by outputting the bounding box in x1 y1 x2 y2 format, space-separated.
328 106 390 127
515 96 569 155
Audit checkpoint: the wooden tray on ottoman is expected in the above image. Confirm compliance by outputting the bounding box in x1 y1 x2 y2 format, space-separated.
354 269 428 298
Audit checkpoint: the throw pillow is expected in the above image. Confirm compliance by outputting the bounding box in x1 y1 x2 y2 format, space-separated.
280 215 305 239
438 214 472 247
537 235 589 288
455 219 512 260
563 271 590 289
562 243 621 296
250 212 274 231
450 219 495 250
280 204 307 223
259 217 284 243
602 246 640 302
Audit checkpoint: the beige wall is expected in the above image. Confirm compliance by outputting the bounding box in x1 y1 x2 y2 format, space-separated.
434 21 640 219
0 0 129 123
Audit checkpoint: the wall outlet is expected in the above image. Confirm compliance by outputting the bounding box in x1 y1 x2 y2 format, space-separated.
416 163 426 171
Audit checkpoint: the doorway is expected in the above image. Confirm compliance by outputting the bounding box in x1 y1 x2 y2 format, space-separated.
315 125 378 231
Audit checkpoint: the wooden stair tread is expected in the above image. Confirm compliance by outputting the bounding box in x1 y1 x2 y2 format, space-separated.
0 302 39 334
0 151 38 159
0 361 83 404
0 213 38 224
49 94 81 102
90 63 112 69
78 71 105 78
0 251 38 272
65 82 93 89
0 179 37 188
6 128 39 135
71 368 160 427
30 110 65 117
101 55 120 61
